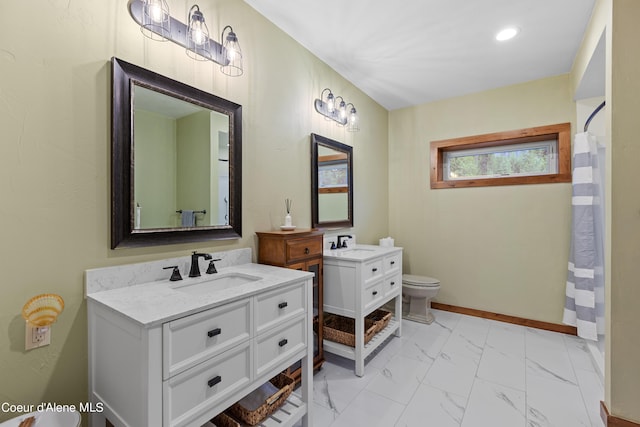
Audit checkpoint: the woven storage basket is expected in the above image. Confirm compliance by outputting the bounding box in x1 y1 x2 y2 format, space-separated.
323 313 377 347
367 309 392 333
228 373 294 426
211 411 241 427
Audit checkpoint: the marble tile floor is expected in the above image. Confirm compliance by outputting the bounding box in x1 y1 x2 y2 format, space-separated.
296 309 603 427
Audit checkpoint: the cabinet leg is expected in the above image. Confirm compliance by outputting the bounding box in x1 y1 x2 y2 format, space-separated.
394 294 402 337
89 411 107 427
301 354 313 426
355 317 364 377
301 279 314 426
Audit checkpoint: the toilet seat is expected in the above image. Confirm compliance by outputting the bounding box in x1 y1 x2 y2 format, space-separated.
402 274 440 288
0 410 80 427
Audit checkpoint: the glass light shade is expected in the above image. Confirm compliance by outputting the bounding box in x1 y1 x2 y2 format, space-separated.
141 0 171 41
220 28 243 76
347 107 360 132
338 99 347 123
186 7 211 60
326 92 335 113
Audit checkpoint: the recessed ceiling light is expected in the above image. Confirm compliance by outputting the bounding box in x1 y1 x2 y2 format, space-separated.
496 27 519 41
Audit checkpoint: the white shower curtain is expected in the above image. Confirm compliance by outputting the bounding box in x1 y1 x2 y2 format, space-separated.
563 132 605 341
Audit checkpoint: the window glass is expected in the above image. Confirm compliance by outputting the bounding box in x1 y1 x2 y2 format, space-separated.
444 140 557 180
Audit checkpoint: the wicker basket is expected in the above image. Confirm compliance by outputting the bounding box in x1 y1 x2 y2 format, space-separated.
228 373 294 426
367 309 392 333
323 313 377 347
211 411 241 427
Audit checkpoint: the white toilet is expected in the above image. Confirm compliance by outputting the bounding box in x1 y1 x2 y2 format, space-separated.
402 274 441 324
0 410 80 427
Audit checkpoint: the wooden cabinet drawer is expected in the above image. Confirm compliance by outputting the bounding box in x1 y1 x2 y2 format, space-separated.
286 237 323 262
256 282 305 334
384 253 401 276
163 299 251 379
256 316 306 378
363 258 384 285
164 341 251 427
364 281 385 313
384 273 402 297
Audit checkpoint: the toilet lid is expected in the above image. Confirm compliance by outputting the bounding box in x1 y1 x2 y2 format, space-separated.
403 274 440 287
0 410 81 427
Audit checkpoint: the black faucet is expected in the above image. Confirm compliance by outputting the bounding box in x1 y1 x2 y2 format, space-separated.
163 266 183 281
337 235 352 248
206 258 222 274
189 251 212 277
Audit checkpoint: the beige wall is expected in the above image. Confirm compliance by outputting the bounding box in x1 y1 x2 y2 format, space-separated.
608 0 640 422
135 109 178 228
569 0 609 97
0 0 388 422
570 0 640 422
177 110 212 225
389 74 575 323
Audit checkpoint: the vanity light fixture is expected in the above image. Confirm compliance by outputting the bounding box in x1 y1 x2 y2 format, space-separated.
128 0 243 76
186 5 211 60
335 96 347 122
220 25 243 76
323 89 335 113
314 88 360 131
346 103 359 132
140 0 171 41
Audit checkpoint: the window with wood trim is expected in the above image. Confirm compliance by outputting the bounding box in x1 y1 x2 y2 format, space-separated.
430 123 572 189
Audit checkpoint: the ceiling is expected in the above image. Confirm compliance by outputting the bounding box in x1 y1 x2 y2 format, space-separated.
243 0 597 110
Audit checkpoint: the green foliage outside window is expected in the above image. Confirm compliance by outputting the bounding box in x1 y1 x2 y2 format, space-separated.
448 147 550 179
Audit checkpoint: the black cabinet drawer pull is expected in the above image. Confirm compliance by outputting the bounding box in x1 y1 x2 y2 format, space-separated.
390 281 396 286
390 261 395 265
278 339 288 347
207 376 222 387
304 247 310 254
207 328 221 338
278 302 288 309
372 268 378 272
372 291 378 296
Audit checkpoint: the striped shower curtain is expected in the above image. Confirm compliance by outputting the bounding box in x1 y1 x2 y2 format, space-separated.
563 132 605 341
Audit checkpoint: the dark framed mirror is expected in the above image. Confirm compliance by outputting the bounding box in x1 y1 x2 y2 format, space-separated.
111 57 242 248
311 133 353 229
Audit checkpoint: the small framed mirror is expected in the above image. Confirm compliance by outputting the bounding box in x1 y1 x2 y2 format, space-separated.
111 57 242 248
311 133 353 229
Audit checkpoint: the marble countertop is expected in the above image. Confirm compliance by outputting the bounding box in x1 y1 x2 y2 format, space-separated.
323 244 402 261
86 263 313 327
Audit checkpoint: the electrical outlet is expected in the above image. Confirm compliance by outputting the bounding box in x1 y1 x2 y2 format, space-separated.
25 324 51 351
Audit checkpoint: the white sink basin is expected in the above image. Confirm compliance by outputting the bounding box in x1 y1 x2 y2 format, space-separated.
171 272 261 296
339 248 375 255
324 245 386 260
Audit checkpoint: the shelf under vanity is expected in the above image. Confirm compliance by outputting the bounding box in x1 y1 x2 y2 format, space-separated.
323 318 401 362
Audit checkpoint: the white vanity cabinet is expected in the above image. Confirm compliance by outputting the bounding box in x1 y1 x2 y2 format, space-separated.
323 246 403 376
87 265 314 427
